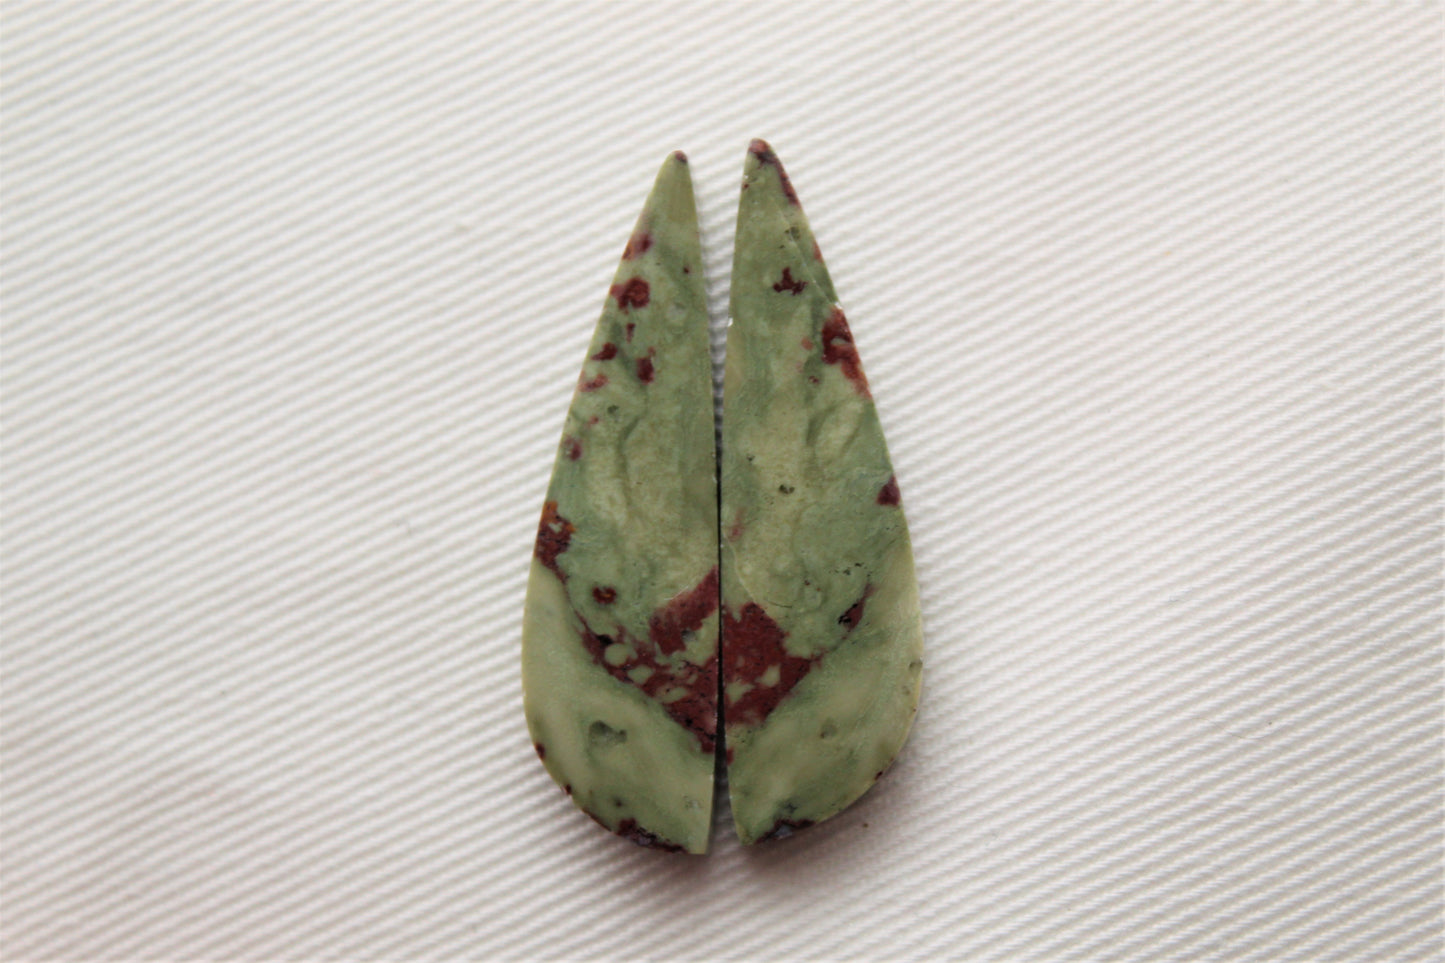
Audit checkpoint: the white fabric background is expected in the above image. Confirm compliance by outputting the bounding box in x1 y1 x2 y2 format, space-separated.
2 2 1441 960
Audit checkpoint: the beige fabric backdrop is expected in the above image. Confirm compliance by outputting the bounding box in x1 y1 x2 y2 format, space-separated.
3 2 1441 959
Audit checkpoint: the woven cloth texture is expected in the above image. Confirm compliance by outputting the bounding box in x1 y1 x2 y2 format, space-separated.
3 2 1441 960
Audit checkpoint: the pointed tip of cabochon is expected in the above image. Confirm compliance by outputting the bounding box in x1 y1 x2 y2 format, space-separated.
654 149 694 188
620 149 701 265
644 149 696 212
743 138 799 206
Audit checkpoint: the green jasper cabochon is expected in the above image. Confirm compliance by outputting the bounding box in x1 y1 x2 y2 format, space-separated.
721 140 923 844
522 153 718 854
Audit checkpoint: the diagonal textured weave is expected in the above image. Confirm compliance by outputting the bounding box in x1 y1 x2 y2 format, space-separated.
2 2 1441 960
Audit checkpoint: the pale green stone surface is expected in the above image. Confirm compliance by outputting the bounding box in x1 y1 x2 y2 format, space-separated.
522 154 717 854
721 141 924 845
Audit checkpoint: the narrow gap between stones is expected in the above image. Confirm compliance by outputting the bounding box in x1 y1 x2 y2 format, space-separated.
702 169 732 849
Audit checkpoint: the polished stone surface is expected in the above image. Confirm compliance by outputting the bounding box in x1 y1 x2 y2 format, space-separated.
522 153 718 854
720 140 924 844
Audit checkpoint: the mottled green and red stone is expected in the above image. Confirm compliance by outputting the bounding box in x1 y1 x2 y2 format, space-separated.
721 140 924 844
522 153 718 854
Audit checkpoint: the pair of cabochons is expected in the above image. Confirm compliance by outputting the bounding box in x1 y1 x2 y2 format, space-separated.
522 140 923 853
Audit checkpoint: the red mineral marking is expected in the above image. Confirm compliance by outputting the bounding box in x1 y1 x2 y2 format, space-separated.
577 587 719 753
649 567 720 656
591 342 618 361
722 603 817 728
672 150 688 163
564 783 573 795
563 436 582 461
534 501 575 582
636 348 656 384
534 741 546 760
617 818 686 853
622 231 652 261
579 372 609 392
779 174 799 206
812 239 823 261
837 584 873 632
877 475 900 506
800 337 814 351
748 139 799 205
773 266 807 295
610 277 650 311
593 585 617 605
625 322 635 342
821 308 870 397
588 414 600 426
